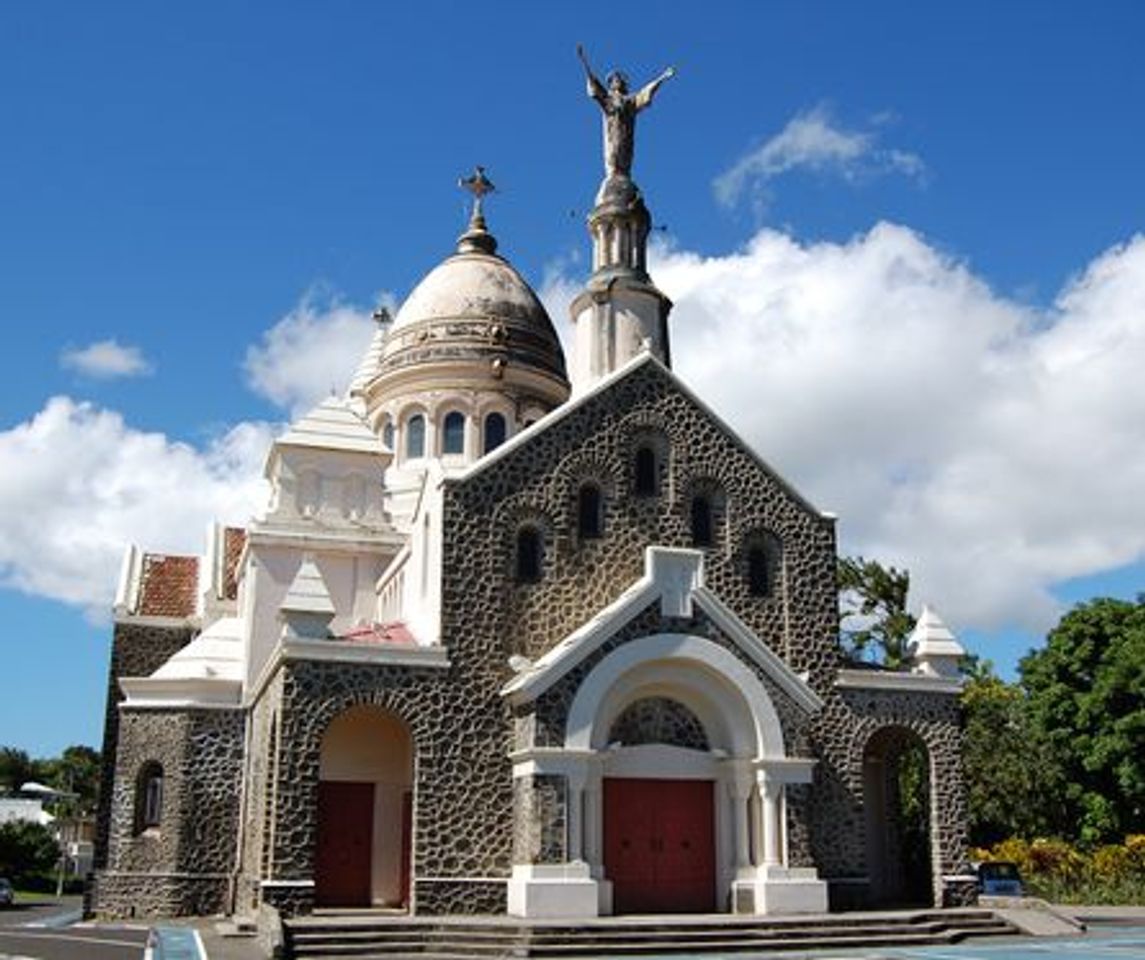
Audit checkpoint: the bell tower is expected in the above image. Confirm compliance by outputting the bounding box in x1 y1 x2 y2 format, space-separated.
570 48 675 393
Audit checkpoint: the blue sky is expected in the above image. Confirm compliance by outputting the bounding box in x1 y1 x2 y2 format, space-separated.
3 1 1145 757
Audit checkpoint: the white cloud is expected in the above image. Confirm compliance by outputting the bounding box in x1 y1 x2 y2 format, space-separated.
60 339 152 379
714 104 925 211
0 397 273 615
643 227 1145 633
542 227 1145 636
244 290 383 416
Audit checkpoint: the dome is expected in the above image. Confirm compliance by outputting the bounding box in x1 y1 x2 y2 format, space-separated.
375 223 568 387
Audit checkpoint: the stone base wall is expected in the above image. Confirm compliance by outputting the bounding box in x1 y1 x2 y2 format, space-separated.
91 871 230 919
414 879 507 915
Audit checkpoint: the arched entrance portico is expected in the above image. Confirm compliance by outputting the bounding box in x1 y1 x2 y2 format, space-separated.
315 705 413 908
507 631 827 918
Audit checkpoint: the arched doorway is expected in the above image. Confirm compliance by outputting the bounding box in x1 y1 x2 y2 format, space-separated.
315 706 413 908
602 696 718 913
565 634 793 916
862 726 933 907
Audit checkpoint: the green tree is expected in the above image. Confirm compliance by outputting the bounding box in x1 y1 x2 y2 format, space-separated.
0 820 59 880
838 555 916 667
0 748 43 794
1020 596 1145 844
42 745 101 815
962 665 1067 845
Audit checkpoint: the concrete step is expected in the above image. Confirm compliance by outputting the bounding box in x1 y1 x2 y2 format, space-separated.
284 910 1018 959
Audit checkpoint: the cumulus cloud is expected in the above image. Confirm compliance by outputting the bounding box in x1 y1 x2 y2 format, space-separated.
542 227 1145 636
60 339 152 379
714 104 925 211
244 290 384 416
0 397 273 615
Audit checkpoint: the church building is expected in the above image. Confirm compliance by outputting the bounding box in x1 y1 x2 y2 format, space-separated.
91 60 974 924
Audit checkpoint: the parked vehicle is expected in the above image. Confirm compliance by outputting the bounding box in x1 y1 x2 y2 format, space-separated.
0 877 13 907
977 860 1024 896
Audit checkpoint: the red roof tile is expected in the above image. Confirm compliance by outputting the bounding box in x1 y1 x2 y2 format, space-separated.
137 554 199 618
339 621 415 645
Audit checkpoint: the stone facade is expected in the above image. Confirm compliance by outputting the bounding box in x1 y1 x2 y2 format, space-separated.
97 706 243 918
92 131 972 922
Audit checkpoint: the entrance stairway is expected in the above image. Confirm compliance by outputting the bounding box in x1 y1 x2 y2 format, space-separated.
284 908 1017 958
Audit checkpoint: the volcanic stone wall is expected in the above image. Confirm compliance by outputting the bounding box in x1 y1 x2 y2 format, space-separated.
94 622 196 875
95 705 244 917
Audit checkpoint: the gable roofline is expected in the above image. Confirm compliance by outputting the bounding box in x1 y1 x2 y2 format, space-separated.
501 546 823 715
451 350 832 521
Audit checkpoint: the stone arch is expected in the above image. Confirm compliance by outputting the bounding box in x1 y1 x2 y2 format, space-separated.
738 527 783 599
133 760 165 834
859 724 934 908
314 704 415 908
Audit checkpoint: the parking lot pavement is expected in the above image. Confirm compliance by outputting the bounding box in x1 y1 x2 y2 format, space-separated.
0 895 147 959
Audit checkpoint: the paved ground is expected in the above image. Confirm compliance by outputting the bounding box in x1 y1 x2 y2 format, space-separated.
0 895 147 960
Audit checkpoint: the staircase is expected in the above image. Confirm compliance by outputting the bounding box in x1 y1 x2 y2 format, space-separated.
284 908 1017 958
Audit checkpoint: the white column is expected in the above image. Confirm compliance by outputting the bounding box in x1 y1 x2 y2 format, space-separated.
730 770 753 872
567 772 585 864
761 776 783 867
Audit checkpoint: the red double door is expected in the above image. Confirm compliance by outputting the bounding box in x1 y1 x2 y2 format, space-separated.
314 782 412 908
603 778 716 914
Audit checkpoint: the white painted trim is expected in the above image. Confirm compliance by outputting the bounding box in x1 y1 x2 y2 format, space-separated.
119 676 242 707
259 879 315 889
503 548 822 720
245 527 404 553
501 578 657 704
280 638 450 668
113 613 200 629
835 668 963 694
453 352 833 520
693 587 824 714
564 633 786 759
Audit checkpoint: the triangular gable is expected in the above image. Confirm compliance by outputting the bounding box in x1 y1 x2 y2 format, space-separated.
454 350 830 521
501 546 823 715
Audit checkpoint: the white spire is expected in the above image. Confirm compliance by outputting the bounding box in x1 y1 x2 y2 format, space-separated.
906 605 966 680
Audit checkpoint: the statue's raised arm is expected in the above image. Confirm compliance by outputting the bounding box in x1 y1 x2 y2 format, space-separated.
633 65 676 112
577 44 607 106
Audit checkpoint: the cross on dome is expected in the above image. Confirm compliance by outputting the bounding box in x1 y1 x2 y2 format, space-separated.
456 165 498 254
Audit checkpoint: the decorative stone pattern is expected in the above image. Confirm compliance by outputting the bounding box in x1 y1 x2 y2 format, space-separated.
608 696 710 750
527 602 812 761
512 774 567 865
248 657 513 916
444 361 839 685
97 705 244 918
94 622 196 875
96 356 971 920
807 685 970 908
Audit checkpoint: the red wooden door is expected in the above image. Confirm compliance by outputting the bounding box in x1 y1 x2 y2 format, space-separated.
604 778 715 914
315 781 374 907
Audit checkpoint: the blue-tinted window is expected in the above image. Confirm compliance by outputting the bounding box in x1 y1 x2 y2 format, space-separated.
406 414 425 458
484 412 507 453
442 411 465 455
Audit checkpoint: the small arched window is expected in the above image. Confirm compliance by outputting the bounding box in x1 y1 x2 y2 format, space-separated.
442 411 465 455
484 412 507 454
382 419 394 451
635 445 658 497
406 414 426 459
515 527 544 583
136 761 164 833
691 495 713 547
748 545 769 596
577 483 603 539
